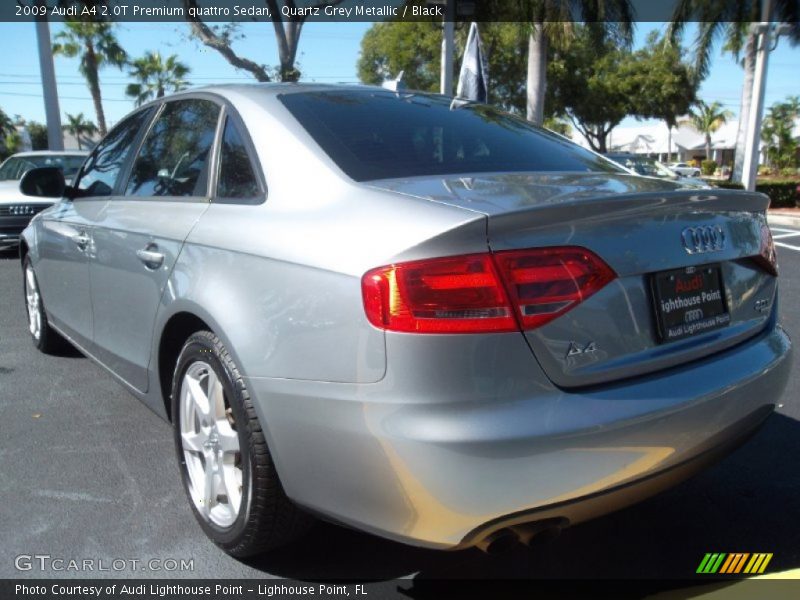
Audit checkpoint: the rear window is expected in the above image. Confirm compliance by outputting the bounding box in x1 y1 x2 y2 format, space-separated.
279 90 624 182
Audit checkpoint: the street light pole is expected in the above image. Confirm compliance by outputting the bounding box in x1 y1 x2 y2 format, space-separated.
35 16 63 151
742 0 774 192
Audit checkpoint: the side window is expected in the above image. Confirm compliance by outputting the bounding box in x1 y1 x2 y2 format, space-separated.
73 108 152 198
217 118 260 199
125 99 220 198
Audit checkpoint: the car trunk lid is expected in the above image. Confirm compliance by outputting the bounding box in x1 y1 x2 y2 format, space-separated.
367 172 778 387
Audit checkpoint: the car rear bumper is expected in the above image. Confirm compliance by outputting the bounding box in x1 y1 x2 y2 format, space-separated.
244 322 792 549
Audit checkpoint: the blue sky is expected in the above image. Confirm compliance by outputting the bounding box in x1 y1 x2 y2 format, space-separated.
0 21 797 130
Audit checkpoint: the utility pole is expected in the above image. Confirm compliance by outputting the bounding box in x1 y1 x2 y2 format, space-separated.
35 14 63 151
742 0 774 192
440 0 455 95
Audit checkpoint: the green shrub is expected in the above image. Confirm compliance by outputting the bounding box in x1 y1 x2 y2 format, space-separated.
716 180 799 209
701 160 717 176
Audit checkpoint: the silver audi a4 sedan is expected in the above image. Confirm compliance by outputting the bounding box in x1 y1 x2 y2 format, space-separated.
19 84 791 556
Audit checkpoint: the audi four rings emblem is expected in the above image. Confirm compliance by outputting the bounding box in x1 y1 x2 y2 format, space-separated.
681 225 726 254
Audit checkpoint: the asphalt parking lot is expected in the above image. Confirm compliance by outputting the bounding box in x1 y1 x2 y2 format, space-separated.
1 225 799 585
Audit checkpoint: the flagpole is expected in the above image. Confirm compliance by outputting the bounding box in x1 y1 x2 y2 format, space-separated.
440 0 455 95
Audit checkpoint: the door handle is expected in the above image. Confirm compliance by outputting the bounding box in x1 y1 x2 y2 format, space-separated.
136 247 165 269
72 232 90 249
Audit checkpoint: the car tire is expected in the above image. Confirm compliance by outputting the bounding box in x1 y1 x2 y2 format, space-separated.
22 256 64 353
172 330 312 557
693 170 701 177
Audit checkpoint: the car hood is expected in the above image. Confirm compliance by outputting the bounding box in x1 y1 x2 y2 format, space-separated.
365 171 689 216
0 179 55 206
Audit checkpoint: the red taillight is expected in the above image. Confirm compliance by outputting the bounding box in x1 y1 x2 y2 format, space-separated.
755 222 778 276
362 254 517 333
362 247 616 334
493 247 617 329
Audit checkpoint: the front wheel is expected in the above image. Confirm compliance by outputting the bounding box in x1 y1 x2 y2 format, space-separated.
23 256 64 353
172 331 312 556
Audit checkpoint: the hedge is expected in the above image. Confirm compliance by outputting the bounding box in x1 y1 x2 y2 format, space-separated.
715 180 800 209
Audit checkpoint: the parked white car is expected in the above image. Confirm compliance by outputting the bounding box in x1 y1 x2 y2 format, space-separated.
0 150 87 248
668 162 702 178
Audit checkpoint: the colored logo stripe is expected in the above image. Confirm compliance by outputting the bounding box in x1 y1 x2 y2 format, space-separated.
744 553 773 574
697 553 726 574
697 553 773 574
719 553 749 573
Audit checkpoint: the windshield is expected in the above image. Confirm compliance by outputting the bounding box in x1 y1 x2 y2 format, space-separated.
279 90 626 182
0 154 86 181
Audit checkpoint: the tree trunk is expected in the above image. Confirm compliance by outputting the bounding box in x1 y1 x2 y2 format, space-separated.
597 127 609 153
85 44 107 136
526 24 547 125
273 18 303 82
706 134 712 161
732 32 757 183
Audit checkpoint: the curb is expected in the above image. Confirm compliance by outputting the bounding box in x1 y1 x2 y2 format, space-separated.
768 214 800 228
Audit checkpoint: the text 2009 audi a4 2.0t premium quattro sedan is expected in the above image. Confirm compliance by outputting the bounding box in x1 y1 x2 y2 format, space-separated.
18 85 791 556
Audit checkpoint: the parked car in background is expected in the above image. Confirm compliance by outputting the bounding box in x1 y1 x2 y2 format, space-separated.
0 151 87 248
19 85 790 557
669 162 702 177
605 153 711 189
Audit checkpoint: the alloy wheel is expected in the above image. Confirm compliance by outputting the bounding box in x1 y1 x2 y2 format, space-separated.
179 361 243 528
24 264 42 341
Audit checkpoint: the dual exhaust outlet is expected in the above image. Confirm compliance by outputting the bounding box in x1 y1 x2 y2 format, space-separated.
475 518 568 554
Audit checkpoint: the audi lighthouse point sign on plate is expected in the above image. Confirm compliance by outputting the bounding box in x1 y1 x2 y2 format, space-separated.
651 264 731 343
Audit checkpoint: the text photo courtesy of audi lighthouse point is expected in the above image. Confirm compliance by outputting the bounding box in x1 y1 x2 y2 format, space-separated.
1 0 799 596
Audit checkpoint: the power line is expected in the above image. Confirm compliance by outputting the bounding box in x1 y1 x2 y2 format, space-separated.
0 91 131 102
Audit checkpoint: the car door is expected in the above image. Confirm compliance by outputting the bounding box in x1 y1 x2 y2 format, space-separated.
89 98 220 392
35 110 154 348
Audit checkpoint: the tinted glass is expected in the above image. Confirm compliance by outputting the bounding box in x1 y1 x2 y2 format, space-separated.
279 91 625 182
125 99 220 198
217 118 260 199
0 154 85 181
73 109 152 197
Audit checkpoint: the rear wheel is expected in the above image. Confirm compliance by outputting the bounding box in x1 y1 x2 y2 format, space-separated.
23 256 63 353
172 331 311 556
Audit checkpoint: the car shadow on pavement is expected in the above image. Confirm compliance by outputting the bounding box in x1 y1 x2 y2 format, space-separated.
243 412 800 587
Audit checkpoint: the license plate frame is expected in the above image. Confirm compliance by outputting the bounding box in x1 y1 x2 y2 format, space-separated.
651 263 730 343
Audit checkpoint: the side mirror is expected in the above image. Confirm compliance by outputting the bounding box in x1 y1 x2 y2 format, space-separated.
20 167 66 198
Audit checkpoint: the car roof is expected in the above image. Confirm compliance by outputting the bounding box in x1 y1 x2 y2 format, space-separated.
133 82 418 112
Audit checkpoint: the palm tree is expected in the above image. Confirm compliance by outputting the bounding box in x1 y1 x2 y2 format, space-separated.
52 22 127 136
0 107 15 142
669 1 800 182
125 52 191 106
682 100 734 161
62 113 97 150
525 1 634 125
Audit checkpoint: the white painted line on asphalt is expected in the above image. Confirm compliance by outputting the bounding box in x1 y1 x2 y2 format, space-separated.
769 227 798 233
775 241 800 252
773 232 800 239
